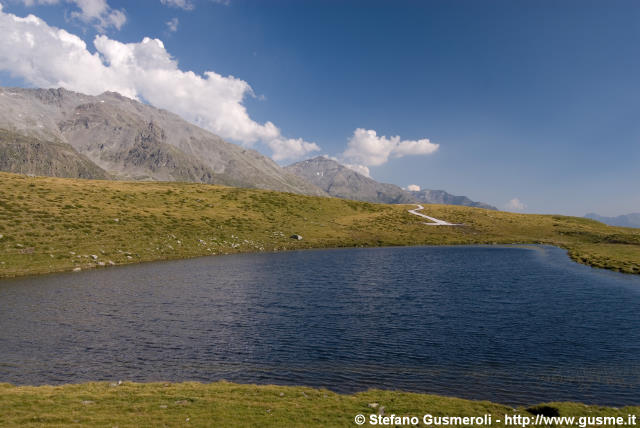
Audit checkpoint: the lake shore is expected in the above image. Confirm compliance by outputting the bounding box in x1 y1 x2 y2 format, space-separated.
1 381 638 427
0 173 638 279
2 174 639 426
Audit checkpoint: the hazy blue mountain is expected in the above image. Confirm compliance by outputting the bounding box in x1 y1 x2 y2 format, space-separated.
585 213 640 228
285 156 415 204
286 156 496 209
408 189 497 210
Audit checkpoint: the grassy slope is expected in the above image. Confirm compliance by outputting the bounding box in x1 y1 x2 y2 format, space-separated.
0 172 639 278
0 381 637 427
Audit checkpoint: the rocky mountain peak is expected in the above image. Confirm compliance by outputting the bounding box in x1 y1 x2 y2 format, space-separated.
0 86 326 196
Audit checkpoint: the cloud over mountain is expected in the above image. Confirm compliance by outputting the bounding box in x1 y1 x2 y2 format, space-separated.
322 155 371 177
0 5 318 161
267 137 320 162
343 128 439 167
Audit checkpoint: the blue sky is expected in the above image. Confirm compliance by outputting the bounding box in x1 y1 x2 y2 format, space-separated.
0 0 638 216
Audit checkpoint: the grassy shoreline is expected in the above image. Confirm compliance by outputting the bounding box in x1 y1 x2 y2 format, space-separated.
1 174 639 426
0 172 639 279
1 381 637 427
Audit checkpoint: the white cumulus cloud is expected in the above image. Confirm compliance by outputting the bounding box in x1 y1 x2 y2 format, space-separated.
342 162 370 177
19 0 126 31
166 17 179 32
71 0 125 30
160 0 194 10
505 198 526 212
342 128 439 167
406 184 421 192
0 7 319 161
267 137 320 162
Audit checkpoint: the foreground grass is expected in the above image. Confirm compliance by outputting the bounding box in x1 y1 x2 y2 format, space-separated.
0 381 637 427
0 172 639 278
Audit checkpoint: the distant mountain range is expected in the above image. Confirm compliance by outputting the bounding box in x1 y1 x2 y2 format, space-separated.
0 86 495 210
284 156 414 204
407 188 497 210
585 213 640 228
0 87 325 196
285 156 496 209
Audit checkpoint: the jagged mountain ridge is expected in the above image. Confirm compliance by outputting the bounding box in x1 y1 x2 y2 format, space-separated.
0 87 326 195
285 156 497 209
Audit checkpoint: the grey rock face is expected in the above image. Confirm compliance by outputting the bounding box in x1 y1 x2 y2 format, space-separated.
286 156 496 209
0 129 109 179
0 87 326 195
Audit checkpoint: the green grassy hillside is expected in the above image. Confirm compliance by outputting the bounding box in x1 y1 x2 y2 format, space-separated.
0 172 638 277
0 381 637 427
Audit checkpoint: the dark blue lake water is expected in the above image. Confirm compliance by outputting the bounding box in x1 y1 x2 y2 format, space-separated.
1 245 639 406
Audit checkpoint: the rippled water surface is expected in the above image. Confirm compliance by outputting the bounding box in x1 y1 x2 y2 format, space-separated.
1 245 640 405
